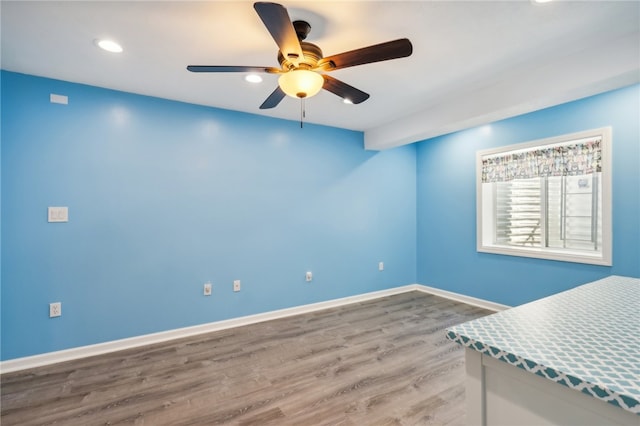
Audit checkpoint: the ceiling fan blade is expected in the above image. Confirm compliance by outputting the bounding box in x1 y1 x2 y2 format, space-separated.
322 75 370 104
187 65 279 73
318 38 413 71
260 86 286 109
254 2 303 66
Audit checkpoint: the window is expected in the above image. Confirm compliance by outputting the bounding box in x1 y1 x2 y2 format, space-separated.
477 127 611 265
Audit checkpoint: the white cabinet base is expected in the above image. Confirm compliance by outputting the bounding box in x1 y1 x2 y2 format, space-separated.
464 349 639 426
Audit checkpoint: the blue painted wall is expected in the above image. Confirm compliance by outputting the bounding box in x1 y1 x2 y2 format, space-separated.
1 71 417 360
2 70 638 361
416 84 640 306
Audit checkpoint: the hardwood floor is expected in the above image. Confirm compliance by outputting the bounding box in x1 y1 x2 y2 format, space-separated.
1 291 492 425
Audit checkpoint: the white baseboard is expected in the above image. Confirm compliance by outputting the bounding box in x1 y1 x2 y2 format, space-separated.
413 283 511 312
0 284 508 374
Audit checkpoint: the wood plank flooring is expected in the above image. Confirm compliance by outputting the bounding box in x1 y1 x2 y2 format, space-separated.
1 291 492 425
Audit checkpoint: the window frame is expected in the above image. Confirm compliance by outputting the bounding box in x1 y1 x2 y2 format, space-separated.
476 127 612 266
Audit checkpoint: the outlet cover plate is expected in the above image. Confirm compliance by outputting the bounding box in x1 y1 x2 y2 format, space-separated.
48 207 68 222
49 302 62 317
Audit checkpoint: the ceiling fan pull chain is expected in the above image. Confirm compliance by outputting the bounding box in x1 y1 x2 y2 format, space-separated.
300 98 304 128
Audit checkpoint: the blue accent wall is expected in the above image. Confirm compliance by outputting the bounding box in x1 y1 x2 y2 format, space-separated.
1 71 417 360
416 84 640 306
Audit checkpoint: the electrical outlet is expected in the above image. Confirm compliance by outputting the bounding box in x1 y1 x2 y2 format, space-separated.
49 302 62 318
48 207 68 223
306 271 313 282
379 261 384 271
233 280 241 292
204 282 212 296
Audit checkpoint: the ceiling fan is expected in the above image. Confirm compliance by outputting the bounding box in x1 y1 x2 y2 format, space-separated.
187 2 413 110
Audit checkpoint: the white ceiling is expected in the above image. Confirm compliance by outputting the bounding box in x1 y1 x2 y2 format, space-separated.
2 1 639 150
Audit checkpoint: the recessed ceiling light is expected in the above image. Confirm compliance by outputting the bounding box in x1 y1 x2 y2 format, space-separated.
245 74 263 83
343 98 353 104
95 39 123 53
532 0 553 3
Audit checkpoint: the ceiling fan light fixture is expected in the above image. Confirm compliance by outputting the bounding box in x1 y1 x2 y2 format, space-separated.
278 69 324 99
187 3 412 110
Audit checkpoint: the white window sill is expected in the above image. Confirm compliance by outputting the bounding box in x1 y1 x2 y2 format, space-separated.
478 244 612 266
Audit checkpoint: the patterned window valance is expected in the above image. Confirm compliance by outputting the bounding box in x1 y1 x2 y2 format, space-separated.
481 137 602 183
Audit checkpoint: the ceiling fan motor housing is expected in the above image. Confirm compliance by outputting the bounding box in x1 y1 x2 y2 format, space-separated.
279 41 323 70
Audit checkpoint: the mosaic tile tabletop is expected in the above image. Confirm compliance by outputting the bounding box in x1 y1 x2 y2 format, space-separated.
447 275 640 415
